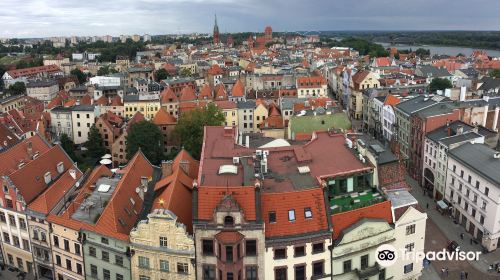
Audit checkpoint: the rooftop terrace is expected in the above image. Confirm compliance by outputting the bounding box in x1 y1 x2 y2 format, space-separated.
71 175 121 224
329 188 385 214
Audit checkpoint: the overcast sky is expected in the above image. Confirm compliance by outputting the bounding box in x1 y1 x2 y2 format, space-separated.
1 0 499 38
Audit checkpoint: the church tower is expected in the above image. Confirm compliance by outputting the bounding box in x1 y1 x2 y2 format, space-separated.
213 14 220 45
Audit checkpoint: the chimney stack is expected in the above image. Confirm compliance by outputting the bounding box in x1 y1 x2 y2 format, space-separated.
179 160 190 175
161 160 173 177
27 141 33 156
457 125 464 135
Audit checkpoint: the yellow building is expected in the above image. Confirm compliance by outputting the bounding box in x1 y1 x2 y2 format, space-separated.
124 95 161 120
253 101 269 132
214 101 238 127
130 209 195 280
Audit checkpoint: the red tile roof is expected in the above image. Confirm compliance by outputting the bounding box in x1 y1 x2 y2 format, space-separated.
215 231 244 243
261 188 328 238
153 150 199 233
296 76 326 88
0 134 51 176
231 80 245 97
207 64 224 75
214 100 237 110
384 95 401 107
199 84 213 100
179 86 197 102
197 186 257 221
214 84 228 100
8 145 74 204
331 200 392 239
160 87 178 103
152 107 177 126
7 65 61 79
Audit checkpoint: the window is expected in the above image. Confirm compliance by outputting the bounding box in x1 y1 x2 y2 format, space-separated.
203 265 215 280
75 244 80 255
160 260 169 272
379 268 386 280
226 246 233 262
312 242 324 254
5 199 12 208
476 181 480 189
139 276 151 280
224 216 234 226
103 269 110 280
159 236 168 247
77 263 82 275
22 239 29 251
19 218 26 230
404 263 413 274
66 259 72 271
8 215 16 226
177 262 188 274
64 239 70 251
245 240 257 256
274 248 286 259
313 261 324 277
89 246 96 257
288 209 295 221
275 267 287 280
90 265 98 278
460 170 464 178
406 224 415 235
485 187 489 196
101 237 109 244
294 246 305 257
405 243 415 252
246 266 257 280
227 272 234 280
269 212 276 223
2 232 9 244
55 255 61 266
138 256 150 268
361 254 369 270
102 251 109 262
468 175 472 183
17 257 23 270
13 236 20 247
295 265 306 280
304 207 312 219
115 255 123 267
202 239 214 256
0 212 5 223
343 260 352 273
53 236 59 247
116 274 123 280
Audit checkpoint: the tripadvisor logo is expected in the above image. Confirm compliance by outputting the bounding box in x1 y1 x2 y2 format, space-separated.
375 244 481 267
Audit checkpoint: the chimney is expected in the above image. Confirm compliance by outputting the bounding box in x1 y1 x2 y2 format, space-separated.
447 126 452 136
161 160 173 177
27 141 33 156
245 135 250 148
179 160 190 175
457 125 463 135
141 176 148 188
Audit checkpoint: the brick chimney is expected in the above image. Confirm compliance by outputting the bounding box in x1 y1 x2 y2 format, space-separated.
179 160 190 175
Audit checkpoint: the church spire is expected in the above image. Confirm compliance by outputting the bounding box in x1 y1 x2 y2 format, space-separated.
213 13 220 45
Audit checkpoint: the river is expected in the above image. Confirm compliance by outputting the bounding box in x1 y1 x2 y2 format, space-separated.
377 42 500 57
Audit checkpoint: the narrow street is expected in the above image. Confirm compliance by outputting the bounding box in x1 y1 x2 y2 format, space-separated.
407 176 500 280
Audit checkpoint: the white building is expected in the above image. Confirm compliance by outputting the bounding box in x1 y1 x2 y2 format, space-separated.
89 76 121 87
70 105 96 145
445 143 500 252
50 107 73 139
26 79 59 104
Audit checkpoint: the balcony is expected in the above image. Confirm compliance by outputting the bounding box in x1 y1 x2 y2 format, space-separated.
355 263 381 278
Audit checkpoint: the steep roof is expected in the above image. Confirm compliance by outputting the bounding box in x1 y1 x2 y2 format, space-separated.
152 107 177 126
0 134 51 176
7 65 61 79
160 87 178 103
179 86 197 102
261 188 329 239
231 80 245 97
214 84 228 100
197 186 257 221
384 94 401 107
199 84 213 100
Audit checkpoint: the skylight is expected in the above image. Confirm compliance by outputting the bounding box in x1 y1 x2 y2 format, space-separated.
218 165 238 175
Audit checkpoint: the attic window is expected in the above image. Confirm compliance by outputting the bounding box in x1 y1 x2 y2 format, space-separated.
288 210 296 222
304 208 312 219
57 162 64 174
44 172 52 184
224 216 234 227
118 218 126 227
269 212 276 223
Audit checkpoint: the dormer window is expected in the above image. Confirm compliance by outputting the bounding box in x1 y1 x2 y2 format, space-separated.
224 216 234 227
57 162 64 174
304 208 312 219
44 172 52 184
288 210 296 222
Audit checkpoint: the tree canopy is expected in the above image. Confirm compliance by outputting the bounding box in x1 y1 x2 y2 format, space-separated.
70 68 87 84
59 133 77 161
173 103 225 159
320 37 389 57
126 120 164 164
7 82 26 95
490 69 500 79
155 68 170 82
84 125 106 161
429 77 453 92
97 65 118 76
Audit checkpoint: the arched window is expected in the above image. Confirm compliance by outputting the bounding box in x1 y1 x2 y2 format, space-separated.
224 216 234 226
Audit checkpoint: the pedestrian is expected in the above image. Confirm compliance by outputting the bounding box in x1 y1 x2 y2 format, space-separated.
470 238 473 245
426 202 429 209
441 267 445 276
460 233 464 239
465 271 468 279
460 271 465 280
445 267 449 276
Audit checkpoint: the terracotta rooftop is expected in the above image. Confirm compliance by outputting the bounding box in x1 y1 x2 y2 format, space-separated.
152 107 177 126
231 80 245 97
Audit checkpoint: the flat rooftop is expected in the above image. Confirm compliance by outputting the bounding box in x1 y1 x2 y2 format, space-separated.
385 189 417 208
71 175 121 224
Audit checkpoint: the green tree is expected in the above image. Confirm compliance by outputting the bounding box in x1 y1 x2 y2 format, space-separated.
179 68 192 77
155 68 170 82
490 69 500 79
84 125 106 161
97 65 110 76
7 82 26 95
59 133 77 161
173 103 225 159
429 77 453 92
70 68 87 84
126 121 164 164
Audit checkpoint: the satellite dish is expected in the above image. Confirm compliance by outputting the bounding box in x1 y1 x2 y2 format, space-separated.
101 154 112 159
